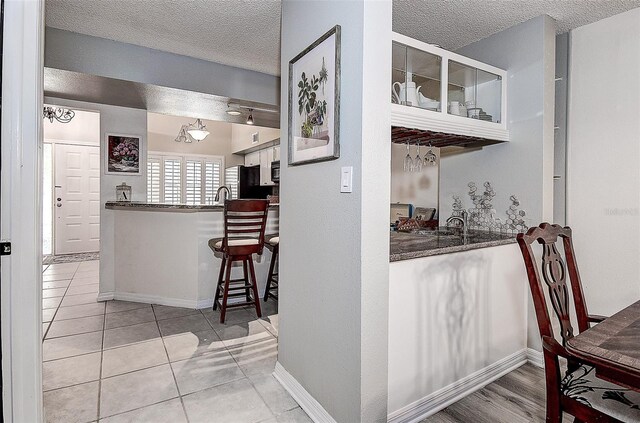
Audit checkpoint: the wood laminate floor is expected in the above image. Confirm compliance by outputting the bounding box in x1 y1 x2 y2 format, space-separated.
424 363 574 423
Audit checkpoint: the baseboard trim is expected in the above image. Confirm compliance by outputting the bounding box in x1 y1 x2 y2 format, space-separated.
527 348 544 368
387 349 528 423
273 362 336 423
97 291 208 309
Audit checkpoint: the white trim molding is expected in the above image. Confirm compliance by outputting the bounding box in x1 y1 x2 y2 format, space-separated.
97 291 215 310
1 0 46 421
387 349 528 423
273 362 336 423
527 348 544 368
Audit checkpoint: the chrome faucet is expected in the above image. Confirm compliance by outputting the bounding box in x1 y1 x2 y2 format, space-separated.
446 209 468 240
214 186 231 203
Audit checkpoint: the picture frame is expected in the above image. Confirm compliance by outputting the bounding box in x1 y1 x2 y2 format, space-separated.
105 134 141 175
288 25 341 166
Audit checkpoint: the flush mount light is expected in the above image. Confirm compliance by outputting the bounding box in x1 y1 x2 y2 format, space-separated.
186 118 209 141
226 104 242 116
43 106 75 123
246 109 254 125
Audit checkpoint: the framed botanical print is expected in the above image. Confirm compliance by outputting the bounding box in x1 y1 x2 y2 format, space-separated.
106 134 141 174
288 25 341 166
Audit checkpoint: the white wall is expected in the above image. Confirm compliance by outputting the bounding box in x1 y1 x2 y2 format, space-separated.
231 123 280 153
440 16 556 352
390 144 439 212
567 8 640 315
43 108 100 145
45 97 147 298
278 1 391 422
147 112 244 166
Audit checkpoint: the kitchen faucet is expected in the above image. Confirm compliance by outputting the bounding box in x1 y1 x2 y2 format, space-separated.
446 209 468 240
215 185 231 203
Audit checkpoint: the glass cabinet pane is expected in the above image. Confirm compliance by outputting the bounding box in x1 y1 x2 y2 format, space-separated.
392 42 442 111
448 60 502 123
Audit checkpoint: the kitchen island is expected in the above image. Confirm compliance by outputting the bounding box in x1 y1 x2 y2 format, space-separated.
387 228 528 422
101 201 279 309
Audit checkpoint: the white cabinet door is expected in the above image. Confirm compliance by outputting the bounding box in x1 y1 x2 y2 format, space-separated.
54 144 101 254
273 146 280 162
244 151 260 167
259 148 275 186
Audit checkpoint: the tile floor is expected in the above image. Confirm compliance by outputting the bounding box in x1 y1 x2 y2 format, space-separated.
42 259 307 423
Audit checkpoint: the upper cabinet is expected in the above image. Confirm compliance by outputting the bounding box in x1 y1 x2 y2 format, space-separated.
391 32 508 143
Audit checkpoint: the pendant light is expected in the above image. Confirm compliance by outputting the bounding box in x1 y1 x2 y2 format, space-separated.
186 118 209 141
246 109 254 125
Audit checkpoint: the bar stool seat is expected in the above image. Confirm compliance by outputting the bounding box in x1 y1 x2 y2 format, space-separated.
263 234 279 302
208 200 269 323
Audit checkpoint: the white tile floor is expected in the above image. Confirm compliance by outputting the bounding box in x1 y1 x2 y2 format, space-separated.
42 259 308 423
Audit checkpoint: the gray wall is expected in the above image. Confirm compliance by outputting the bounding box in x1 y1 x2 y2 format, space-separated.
45 27 280 106
440 16 557 352
278 1 391 422
45 96 148 300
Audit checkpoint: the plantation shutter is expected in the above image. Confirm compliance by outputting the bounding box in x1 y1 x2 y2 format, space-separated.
185 160 203 205
204 159 222 204
147 157 161 203
163 158 182 204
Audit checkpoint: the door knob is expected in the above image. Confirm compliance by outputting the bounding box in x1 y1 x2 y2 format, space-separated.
57 197 62 201
56 203 62 207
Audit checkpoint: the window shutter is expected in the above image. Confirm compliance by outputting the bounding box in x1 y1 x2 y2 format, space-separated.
204 160 222 204
147 158 161 203
185 160 202 205
163 158 182 204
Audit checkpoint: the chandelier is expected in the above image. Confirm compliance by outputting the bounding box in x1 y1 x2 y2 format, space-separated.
43 106 75 124
175 118 209 143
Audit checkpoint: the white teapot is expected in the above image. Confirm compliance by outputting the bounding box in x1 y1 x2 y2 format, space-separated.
392 81 421 106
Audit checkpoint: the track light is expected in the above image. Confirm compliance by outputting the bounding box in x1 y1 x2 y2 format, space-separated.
246 109 254 125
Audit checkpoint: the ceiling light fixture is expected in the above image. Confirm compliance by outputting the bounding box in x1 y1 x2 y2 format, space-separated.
43 106 75 123
246 109 254 125
186 118 209 141
226 104 242 116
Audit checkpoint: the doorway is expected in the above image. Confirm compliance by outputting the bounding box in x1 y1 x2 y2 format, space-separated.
43 108 101 260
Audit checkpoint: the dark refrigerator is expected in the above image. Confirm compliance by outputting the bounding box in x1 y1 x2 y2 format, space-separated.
224 165 272 199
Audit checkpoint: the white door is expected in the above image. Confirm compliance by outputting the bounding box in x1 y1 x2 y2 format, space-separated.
54 144 101 254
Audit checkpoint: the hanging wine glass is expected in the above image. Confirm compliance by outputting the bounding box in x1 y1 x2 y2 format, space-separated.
413 142 423 172
423 142 437 166
403 140 413 172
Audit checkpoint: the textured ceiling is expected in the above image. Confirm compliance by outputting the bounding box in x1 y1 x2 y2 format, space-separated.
393 0 640 50
45 0 283 75
45 0 640 77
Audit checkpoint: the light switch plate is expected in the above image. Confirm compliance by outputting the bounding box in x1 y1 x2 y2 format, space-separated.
340 166 353 193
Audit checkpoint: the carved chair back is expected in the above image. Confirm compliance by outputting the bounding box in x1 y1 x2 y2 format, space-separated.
222 199 269 256
517 223 593 349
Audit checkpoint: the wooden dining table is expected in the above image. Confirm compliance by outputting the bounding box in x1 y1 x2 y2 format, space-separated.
566 300 640 392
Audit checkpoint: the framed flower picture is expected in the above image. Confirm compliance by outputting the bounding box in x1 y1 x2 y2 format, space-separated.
288 25 341 166
106 134 141 174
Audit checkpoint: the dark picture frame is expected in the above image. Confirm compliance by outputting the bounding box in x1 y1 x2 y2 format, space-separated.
105 134 141 174
288 25 341 166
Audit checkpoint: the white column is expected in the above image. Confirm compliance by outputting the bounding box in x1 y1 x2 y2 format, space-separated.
277 1 391 422
1 0 46 421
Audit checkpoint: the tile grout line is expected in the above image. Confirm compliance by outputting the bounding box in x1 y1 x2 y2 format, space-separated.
154 304 191 423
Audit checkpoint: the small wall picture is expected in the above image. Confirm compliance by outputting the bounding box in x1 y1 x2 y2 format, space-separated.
106 134 141 174
288 25 340 166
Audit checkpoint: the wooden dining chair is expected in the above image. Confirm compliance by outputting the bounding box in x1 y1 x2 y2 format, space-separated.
208 199 269 323
517 223 640 423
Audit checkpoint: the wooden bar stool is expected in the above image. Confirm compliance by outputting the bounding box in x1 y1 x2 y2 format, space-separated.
208 199 269 323
263 234 279 302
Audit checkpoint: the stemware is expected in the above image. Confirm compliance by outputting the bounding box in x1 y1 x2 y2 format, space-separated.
403 140 413 172
413 142 423 172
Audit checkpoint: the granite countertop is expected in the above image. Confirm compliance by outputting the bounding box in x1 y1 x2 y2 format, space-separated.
105 201 279 212
390 227 516 262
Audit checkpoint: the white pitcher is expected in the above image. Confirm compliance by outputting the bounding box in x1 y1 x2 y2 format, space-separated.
392 81 420 106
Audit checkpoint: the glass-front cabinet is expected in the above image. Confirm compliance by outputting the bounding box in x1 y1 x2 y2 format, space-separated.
391 32 508 142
